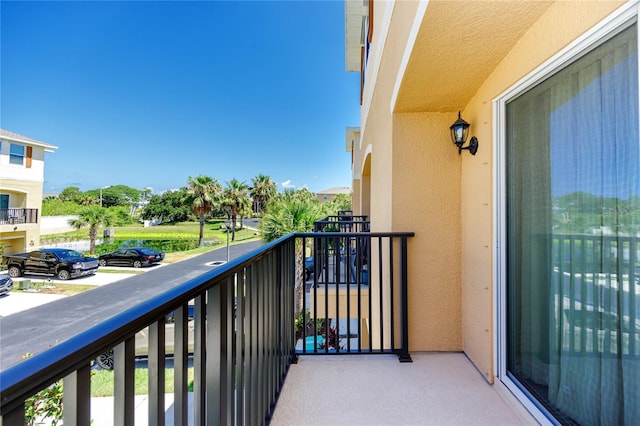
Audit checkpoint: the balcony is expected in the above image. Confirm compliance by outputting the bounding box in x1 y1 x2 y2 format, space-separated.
0 208 39 225
0 229 530 425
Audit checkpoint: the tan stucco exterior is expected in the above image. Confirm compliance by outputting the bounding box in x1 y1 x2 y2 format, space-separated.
0 130 57 254
348 0 625 382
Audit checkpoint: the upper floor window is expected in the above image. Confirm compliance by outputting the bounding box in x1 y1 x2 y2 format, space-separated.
9 144 25 165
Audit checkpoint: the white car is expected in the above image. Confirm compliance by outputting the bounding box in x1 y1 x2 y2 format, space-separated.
0 274 13 296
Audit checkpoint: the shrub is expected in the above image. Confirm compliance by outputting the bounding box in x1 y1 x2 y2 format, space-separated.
24 381 63 426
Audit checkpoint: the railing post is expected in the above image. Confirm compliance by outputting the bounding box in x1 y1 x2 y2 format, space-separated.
63 363 91 426
399 236 412 362
193 295 206 426
148 319 165 426
174 305 189 426
0 403 25 426
207 282 229 425
114 337 136 425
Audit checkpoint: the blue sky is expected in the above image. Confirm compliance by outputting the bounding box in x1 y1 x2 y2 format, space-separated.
1 0 360 195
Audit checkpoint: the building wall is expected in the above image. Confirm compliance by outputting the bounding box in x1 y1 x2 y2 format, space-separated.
361 0 420 232
0 141 49 253
459 0 624 382
393 112 462 350
0 143 47 182
354 0 625 381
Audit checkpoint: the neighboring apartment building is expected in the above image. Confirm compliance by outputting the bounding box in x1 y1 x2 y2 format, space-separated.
315 186 351 202
346 1 638 425
0 129 57 254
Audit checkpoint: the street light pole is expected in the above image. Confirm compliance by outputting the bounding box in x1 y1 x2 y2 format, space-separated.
226 220 230 262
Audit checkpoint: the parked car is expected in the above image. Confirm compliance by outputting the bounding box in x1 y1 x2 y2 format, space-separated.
0 274 13 296
305 256 314 280
2 248 98 280
98 247 164 268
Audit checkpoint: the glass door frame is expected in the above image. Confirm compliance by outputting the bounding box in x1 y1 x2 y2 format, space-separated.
493 2 640 424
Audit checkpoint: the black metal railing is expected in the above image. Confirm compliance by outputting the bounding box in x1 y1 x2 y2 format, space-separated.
313 213 370 233
298 232 413 362
0 208 38 225
0 230 414 424
0 235 298 425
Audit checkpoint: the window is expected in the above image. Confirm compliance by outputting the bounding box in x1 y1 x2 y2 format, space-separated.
9 144 25 165
0 194 8 223
499 22 639 425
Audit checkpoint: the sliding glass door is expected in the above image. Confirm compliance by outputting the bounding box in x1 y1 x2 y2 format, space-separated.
504 23 639 425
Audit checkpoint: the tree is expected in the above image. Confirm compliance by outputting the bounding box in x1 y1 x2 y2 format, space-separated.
250 174 277 215
259 193 324 316
221 179 251 242
284 187 316 203
58 186 82 202
85 185 142 208
184 175 221 247
141 189 192 223
322 193 352 216
42 198 84 216
77 194 97 206
259 194 323 242
68 206 114 255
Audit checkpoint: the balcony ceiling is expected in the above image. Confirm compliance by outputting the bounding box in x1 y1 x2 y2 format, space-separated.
393 1 553 113
345 0 368 72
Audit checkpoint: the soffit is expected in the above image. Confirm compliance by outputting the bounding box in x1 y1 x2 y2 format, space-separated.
0 128 58 151
345 0 368 72
394 1 553 113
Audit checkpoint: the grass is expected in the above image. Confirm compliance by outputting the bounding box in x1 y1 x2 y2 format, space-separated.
16 283 98 296
41 219 260 246
94 268 146 274
91 367 194 397
39 219 261 263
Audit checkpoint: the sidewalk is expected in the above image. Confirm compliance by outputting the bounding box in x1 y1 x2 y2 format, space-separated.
0 270 147 317
0 292 67 317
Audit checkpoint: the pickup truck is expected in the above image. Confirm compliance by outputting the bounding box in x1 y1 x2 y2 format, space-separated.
2 248 99 280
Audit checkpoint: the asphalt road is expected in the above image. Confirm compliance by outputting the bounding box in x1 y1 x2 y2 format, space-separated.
0 240 264 370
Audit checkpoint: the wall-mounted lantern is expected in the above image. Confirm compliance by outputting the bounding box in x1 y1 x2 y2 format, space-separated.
449 111 478 155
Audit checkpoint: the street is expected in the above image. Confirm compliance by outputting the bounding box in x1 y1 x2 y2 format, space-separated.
0 240 263 318
0 240 264 367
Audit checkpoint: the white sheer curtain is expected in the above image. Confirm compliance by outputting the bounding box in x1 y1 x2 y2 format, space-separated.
507 24 639 425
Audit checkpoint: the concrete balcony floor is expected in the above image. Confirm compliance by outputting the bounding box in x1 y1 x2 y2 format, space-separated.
271 352 538 425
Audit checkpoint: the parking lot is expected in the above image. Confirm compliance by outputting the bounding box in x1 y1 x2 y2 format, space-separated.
0 240 263 320
0 266 158 317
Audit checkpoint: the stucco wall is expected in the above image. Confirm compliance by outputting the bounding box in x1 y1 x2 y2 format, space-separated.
361 0 420 232
0 178 44 253
0 145 46 183
460 0 625 381
355 0 626 383
393 112 462 350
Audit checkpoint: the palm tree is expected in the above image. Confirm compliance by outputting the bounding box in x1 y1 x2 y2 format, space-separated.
184 175 221 247
221 179 251 242
259 195 323 315
68 205 114 255
250 174 277 215
259 195 323 242
77 194 97 206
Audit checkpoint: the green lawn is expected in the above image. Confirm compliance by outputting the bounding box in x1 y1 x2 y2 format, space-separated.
40 219 261 262
91 367 194 397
